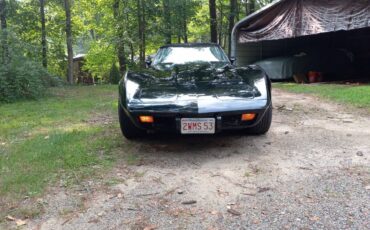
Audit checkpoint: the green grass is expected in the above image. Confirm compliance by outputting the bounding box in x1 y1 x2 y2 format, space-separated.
0 85 121 211
274 83 370 110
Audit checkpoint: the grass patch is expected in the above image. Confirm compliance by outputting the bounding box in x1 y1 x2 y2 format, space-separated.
244 171 252 177
274 83 370 110
125 153 142 166
104 178 126 187
0 85 122 216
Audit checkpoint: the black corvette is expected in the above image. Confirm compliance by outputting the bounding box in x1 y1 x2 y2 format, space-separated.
118 43 272 139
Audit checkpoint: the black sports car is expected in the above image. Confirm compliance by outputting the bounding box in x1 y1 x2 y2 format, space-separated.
118 43 272 139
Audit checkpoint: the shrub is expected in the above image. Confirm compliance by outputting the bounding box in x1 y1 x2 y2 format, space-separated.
108 63 121 84
0 57 52 103
0 30 61 103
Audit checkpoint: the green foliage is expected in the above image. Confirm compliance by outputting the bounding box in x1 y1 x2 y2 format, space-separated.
0 31 59 103
109 63 121 84
0 58 47 102
83 41 116 80
1 0 275 94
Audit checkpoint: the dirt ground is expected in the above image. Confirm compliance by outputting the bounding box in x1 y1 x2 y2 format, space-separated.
12 89 370 229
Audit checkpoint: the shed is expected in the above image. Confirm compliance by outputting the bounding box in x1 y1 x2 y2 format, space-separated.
231 0 370 81
73 54 95 84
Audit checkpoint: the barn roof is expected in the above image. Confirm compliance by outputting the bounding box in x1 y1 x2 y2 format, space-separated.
232 0 370 44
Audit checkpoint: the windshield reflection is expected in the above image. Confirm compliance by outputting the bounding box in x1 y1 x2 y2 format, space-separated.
152 46 230 70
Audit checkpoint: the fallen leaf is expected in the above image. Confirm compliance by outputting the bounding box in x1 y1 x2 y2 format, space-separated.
143 225 156 230
227 208 241 216
253 219 260 224
16 219 27 226
6 215 16 221
258 187 271 193
88 218 99 224
181 200 197 205
242 188 258 196
298 167 312 171
310 216 320 221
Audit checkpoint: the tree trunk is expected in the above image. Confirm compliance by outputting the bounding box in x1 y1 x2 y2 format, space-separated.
64 0 74 84
246 0 256 16
0 0 9 64
114 0 127 72
183 8 188 43
163 0 171 44
228 0 237 57
90 29 95 40
217 0 223 45
117 45 126 72
0 0 6 31
130 42 134 63
236 0 240 22
209 0 217 43
137 0 145 67
40 0 47 68
142 1 146 64
183 19 188 43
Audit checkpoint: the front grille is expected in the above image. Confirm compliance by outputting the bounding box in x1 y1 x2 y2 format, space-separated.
222 114 241 127
153 116 176 131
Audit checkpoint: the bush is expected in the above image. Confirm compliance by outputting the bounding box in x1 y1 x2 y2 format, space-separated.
108 63 121 84
0 30 62 103
0 57 52 103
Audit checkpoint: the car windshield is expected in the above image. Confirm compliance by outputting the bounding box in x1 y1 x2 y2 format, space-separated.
152 46 230 68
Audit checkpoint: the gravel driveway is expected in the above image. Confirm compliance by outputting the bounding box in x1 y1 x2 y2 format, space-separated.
29 88 370 230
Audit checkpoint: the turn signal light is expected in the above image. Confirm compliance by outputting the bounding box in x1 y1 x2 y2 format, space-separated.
139 116 154 123
241 113 256 121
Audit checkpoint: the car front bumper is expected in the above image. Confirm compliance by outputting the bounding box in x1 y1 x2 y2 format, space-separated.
123 103 272 134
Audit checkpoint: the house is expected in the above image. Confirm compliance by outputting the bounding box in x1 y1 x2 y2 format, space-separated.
73 54 95 84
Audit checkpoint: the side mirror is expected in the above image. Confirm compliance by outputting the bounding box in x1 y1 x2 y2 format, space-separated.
145 59 152 67
229 57 236 65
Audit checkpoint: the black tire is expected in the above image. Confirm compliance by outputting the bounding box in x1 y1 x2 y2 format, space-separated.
118 103 145 139
246 105 272 135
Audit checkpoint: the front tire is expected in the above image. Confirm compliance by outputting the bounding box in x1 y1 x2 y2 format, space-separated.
246 105 272 135
118 103 145 139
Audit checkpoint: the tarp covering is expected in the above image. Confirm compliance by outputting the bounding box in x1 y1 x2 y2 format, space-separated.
238 0 370 43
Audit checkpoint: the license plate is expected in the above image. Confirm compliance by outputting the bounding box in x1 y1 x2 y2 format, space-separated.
181 118 216 134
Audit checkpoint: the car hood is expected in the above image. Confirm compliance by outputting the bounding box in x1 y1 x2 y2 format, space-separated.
122 64 269 113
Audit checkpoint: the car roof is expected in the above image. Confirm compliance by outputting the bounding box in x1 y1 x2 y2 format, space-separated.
159 43 220 49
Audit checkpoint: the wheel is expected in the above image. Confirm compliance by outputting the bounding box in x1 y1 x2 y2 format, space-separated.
246 105 272 135
118 103 145 139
